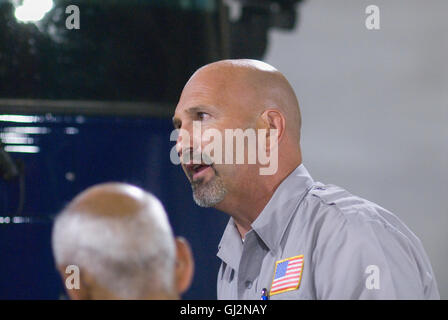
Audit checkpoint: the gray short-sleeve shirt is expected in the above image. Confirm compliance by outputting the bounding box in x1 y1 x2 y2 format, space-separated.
216 164 440 300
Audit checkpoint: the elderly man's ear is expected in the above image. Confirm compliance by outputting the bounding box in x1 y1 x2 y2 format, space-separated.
58 266 93 300
174 237 194 296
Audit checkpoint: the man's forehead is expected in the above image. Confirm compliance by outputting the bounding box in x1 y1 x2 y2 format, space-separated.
175 83 217 113
173 63 263 119
176 103 216 113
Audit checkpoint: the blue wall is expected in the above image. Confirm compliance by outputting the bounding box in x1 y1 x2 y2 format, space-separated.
0 114 228 299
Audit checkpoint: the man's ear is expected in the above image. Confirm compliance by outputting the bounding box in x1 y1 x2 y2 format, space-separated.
174 237 194 296
58 265 91 300
259 109 285 149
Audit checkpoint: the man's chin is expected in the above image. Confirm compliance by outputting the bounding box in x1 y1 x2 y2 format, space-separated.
193 195 222 208
191 177 227 208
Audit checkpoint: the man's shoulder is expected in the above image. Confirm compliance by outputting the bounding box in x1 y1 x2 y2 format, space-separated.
301 182 416 242
287 181 439 299
307 182 378 215
297 182 429 274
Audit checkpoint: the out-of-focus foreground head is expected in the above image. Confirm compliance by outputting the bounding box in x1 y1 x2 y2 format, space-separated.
52 183 193 300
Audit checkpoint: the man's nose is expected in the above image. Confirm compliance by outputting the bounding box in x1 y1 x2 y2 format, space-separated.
176 128 193 159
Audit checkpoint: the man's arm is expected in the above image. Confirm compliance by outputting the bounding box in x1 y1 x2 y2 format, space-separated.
311 209 439 299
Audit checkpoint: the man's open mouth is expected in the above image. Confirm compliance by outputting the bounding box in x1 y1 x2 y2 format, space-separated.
185 163 213 181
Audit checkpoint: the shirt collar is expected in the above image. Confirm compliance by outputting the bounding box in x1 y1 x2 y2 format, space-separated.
251 164 314 253
217 217 244 271
217 164 314 267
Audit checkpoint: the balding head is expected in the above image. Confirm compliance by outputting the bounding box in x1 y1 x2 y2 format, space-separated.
173 59 303 229
66 183 149 217
52 183 193 300
180 59 301 143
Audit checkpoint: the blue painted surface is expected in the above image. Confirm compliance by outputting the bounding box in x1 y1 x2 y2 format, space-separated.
0 114 228 299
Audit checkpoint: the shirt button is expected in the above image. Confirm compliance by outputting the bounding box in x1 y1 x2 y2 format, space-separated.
245 281 252 289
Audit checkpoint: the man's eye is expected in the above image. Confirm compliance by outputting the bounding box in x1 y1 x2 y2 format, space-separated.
197 112 210 120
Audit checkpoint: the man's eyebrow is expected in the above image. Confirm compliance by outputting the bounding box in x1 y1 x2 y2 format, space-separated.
185 105 214 114
172 105 217 128
172 117 181 129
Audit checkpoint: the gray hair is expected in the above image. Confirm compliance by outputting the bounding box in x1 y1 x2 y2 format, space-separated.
52 187 176 299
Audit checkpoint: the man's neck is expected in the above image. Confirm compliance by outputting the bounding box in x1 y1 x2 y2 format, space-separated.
216 163 300 239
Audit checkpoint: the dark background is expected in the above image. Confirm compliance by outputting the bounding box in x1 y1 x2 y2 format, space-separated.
0 114 229 299
0 0 302 299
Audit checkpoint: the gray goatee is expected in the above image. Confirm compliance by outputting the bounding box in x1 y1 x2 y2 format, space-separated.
191 173 227 207
183 150 227 207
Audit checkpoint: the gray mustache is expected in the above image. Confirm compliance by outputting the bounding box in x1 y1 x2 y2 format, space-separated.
181 149 214 165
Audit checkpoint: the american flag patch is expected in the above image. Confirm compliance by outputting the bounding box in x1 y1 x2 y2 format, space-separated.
270 255 304 296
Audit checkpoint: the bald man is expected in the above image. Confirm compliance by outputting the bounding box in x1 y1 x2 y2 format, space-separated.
172 59 440 300
52 183 193 300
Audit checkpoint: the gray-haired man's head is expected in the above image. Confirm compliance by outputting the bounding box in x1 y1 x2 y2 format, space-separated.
52 183 193 300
